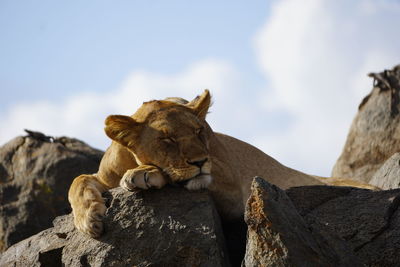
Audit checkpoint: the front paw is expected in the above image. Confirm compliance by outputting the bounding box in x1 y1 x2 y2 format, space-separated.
120 166 167 190
185 174 213 191
74 201 106 238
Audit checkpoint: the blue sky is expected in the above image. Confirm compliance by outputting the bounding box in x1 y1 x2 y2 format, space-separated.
1 0 400 177
0 1 267 110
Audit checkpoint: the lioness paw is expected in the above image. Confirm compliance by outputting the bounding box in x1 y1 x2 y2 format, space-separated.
120 166 167 190
185 174 212 191
74 201 106 238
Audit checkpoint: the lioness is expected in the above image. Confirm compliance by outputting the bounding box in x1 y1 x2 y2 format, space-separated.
68 90 373 237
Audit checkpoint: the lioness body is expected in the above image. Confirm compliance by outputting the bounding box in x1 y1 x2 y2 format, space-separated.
68 90 374 237
95 131 322 220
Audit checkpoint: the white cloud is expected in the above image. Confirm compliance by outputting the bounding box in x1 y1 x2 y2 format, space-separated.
253 0 400 175
0 59 252 150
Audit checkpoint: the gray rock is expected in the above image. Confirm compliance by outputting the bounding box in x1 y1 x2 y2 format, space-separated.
332 65 400 182
287 185 400 266
0 186 230 267
369 152 400 190
242 177 362 267
0 132 103 251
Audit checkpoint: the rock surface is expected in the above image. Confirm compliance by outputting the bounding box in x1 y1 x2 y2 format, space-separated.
0 186 230 267
332 65 400 182
369 152 400 190
287 185 400 266
242 177 362 267
0 131 103 251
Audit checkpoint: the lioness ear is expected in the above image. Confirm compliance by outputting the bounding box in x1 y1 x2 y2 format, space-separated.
187 89 211 120
104 115 141 147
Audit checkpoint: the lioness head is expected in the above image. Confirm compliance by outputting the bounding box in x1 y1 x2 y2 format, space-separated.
104 90 213 190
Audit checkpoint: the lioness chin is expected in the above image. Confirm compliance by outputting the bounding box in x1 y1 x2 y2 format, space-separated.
68 89 376 237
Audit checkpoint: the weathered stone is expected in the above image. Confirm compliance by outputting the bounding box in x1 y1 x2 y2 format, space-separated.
242 177 362 267
0 186 230 267
287 185 400 266
369 152 400 190
332 65 400 182
0 132 103 251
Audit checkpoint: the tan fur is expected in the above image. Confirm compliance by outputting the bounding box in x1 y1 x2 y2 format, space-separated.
315 176 380 190
68 90 377 237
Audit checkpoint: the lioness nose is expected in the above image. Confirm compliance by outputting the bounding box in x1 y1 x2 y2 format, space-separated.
187 158 208 168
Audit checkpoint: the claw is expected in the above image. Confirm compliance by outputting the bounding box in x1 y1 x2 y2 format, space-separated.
144 172 152 189
129 174 136 186
92 212 105 221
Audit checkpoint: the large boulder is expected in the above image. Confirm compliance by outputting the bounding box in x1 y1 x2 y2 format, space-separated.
0 186 230 267
332 65 400 182
242 177 362 267
369 152 400 190
0 131 103 251
287 185 400 266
